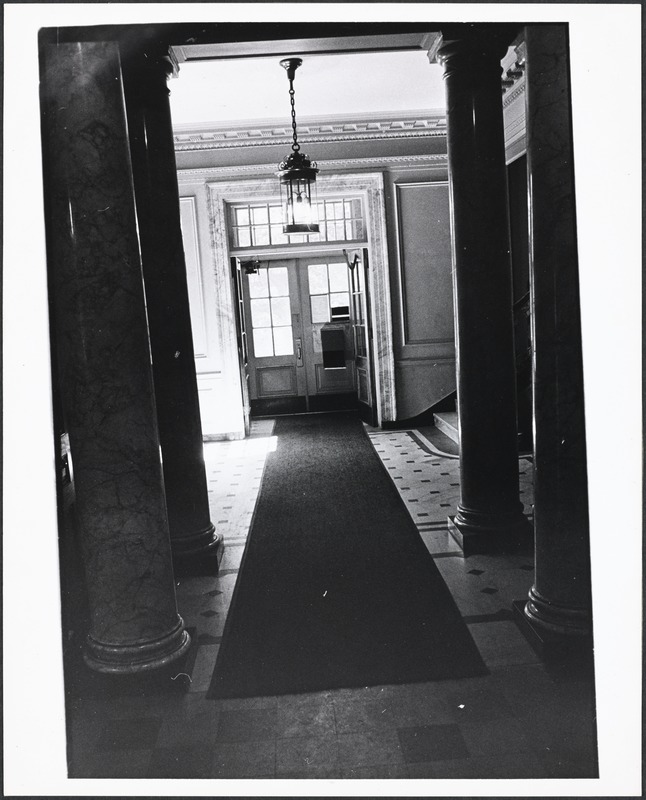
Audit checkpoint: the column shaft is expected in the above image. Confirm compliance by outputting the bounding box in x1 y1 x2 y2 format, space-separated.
436 27 530 554
41 41 189 672
120 44 221 561
520 24 592 645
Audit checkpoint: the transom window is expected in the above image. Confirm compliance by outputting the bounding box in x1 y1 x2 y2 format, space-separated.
230 198 365 249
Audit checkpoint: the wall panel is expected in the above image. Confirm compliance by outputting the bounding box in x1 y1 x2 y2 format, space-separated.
395 182 453 346
388 175 456 419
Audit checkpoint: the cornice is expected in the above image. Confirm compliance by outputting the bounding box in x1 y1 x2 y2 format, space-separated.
176 153 447 182
501 40 526 96
173 110 447 152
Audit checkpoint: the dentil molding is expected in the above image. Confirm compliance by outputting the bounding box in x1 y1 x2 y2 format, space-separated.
173 110 447 152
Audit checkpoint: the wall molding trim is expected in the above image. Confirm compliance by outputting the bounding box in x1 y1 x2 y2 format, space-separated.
177 153 447 183
204 172 397 424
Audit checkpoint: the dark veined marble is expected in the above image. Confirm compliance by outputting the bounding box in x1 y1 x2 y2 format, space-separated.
41 41 188 671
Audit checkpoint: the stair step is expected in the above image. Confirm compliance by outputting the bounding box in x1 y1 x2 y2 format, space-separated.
433 411 459 444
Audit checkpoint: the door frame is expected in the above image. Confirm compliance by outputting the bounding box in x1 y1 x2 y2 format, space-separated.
204 172 396 426
239 254 359 416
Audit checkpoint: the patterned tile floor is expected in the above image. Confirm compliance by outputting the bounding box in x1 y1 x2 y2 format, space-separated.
66 417 598 783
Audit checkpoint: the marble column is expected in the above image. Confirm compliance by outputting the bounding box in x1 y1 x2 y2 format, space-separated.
120 42 222 563
515 25 592 654
41 41 190 672
433 26 530 555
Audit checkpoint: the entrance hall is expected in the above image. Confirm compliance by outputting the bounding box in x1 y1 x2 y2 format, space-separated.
7 9 641 795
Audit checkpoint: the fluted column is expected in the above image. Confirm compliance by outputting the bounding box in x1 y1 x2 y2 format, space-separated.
433 25 530 555
516 25 592 653
120 42 222 563
41 41 190 672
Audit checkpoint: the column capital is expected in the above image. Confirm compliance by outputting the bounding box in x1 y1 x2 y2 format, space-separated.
428 24 518 72
120 39 179 99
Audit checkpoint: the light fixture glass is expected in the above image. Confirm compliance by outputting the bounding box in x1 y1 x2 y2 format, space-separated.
276 58 319 235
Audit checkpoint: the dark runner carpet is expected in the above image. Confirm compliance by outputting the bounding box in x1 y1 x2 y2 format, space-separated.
208 412 487 699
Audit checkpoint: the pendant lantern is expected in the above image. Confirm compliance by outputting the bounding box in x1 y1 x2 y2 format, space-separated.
276 58 319 234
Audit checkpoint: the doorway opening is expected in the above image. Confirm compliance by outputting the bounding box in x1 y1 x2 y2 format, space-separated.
235 249 377 423
197 173 396 436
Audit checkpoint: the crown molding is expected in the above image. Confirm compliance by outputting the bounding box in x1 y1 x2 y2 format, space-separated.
173 110 447 151
177 153 447 182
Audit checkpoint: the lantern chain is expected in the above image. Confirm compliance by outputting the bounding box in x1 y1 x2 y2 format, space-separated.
288 80 300 152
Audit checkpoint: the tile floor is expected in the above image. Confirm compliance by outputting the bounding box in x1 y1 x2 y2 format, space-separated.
65 417 598 782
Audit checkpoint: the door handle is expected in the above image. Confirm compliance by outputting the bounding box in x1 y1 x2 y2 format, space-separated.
295 338 303 366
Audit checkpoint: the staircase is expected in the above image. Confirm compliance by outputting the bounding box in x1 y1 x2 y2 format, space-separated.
432 292 532 451
433 411 459 444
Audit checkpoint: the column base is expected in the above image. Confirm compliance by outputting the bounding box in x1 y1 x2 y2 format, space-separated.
171 524 224 560
172 528 225 577
84 616 191 674
448 514 533 556
513 600 593 665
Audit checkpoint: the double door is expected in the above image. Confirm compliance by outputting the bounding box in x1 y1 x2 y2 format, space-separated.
236 252 375 421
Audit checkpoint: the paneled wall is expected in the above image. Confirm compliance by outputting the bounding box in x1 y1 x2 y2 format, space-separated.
386 170 456 419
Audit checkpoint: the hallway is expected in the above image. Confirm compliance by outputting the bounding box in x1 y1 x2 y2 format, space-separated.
65 417 597 780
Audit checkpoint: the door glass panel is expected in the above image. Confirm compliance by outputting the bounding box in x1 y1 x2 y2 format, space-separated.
310 294 330 324
308 264 328 294
269 267 289 296
270 296 291 327
356 291 365 323
356 325 367 357
330 292 350 319
253 327 274 357
248 270 269 298
247 265 294 358
328 262 348 293
272 326 294 356
250 298 271 328
355 262 363 292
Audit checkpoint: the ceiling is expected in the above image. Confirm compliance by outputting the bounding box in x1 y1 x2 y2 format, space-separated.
169 49 446 129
